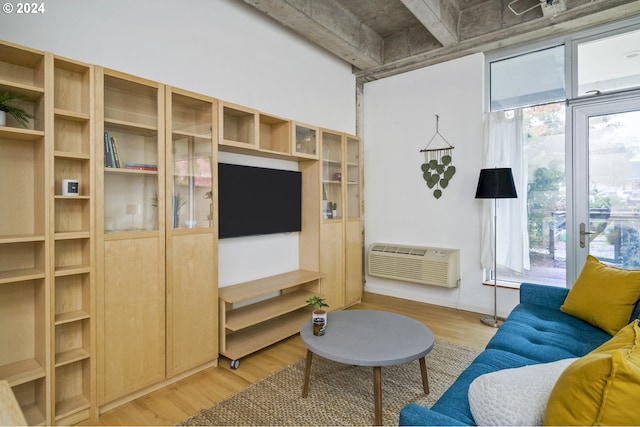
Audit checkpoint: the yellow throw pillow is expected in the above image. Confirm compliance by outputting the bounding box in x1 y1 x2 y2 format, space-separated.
544 320 640 426
561 255 640 335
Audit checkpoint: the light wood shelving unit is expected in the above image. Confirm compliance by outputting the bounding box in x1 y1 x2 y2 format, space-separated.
292 121 319 160
95 68 166 408
258 112 291 156
320 129 345 309
165 86 218 378
0 40 48 426
320 130 363 310
219 101 257 151
50 55 94 425
1 38 364 419
344 134 363 306
218 270 323 368
219 102 320 161
216 100 324 368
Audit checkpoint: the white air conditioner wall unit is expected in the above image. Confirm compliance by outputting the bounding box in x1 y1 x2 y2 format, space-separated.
367 243 460 288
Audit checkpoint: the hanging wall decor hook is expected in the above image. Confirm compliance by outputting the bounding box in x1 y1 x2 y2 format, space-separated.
420 114 454 153
419 114 457 199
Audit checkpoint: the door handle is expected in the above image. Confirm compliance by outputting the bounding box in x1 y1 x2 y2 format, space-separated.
579 222 595 248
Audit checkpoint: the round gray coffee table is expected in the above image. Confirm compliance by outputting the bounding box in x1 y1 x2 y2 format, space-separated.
300 310 435 425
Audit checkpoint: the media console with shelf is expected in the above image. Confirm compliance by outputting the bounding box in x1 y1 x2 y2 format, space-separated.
218 270 324 368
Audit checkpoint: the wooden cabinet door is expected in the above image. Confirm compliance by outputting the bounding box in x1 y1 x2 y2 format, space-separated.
320 222 344 309
99 237 165 404
344 134 362 306
165 87 218 377
166 234 217 376
345 219 362 306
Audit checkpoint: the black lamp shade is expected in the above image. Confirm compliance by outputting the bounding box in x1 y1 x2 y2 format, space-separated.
475 168 518 199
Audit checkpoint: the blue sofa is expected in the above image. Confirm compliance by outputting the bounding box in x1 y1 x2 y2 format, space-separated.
399 282 640 426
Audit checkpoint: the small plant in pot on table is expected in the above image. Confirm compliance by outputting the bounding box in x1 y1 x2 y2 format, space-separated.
306 296 329 336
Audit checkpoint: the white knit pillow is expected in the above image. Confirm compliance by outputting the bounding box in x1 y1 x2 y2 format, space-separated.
468 358 577 426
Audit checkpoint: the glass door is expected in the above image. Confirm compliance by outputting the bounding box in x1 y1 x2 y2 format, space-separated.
571 96 640 280
345 135 361 219
321 130 343 220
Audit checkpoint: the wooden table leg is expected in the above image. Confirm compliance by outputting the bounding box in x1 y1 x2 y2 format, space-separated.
302 350 313 397
419 356 429 394
373 366 382 426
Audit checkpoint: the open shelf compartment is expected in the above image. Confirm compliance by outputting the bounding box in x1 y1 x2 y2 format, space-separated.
219 270 323 363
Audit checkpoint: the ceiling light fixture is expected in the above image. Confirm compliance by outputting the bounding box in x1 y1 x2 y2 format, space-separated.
508 0 566 17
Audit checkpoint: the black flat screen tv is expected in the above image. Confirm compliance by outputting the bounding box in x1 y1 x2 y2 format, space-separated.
218 163 302 239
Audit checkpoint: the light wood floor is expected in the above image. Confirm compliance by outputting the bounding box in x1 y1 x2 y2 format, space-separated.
81 292 497 426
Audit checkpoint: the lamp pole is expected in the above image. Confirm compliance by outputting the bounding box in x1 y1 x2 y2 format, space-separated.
476 167 517 328
481 198 499 328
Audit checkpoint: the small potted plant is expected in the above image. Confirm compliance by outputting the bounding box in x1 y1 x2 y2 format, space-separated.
306 296 329 335
0 92 35 128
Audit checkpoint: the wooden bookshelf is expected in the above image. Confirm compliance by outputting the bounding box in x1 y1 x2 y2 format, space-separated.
95 67 166 408
165 86 218 378
0 40 48 426
0 38 364 422
219 101 257 149
259 112 290 155
320 130 363 310
51 55 94 425
292 121 319 160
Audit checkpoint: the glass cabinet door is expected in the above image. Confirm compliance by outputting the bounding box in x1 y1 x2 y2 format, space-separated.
102 74 161 233
346 135 360 219
321 130 343 220
293 122 318 159
170 93 213 229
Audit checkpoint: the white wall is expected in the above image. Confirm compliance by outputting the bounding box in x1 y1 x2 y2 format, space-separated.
0 0 519 315
363 53 519 317
0 0 355 131
0 0 356 286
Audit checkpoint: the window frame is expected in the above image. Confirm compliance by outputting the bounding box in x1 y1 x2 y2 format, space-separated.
483 15 640 286
569 21 640 99
485 16 640 114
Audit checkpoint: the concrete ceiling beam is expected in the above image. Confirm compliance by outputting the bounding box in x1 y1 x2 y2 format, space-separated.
398 0 460 46
356 0 640 82
241 0 640 81
240 0 383 69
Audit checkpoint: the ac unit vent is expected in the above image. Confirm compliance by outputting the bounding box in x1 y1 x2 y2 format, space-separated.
368 243 460 288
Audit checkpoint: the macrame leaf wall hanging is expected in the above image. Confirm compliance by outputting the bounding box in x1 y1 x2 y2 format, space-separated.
420 115 456 199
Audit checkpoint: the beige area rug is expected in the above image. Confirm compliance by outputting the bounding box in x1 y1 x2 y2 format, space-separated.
179 340 479 426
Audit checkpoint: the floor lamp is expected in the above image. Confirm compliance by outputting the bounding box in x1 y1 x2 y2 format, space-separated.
475 168 518 328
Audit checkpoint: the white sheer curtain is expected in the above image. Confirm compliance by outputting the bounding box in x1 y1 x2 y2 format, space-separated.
480 110 530 274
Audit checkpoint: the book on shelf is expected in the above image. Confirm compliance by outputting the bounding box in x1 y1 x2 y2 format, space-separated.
104 131 125 168
104 131 113 167
122 162 158 171
104 131 157 171
111 135 122 168
103 131 123 168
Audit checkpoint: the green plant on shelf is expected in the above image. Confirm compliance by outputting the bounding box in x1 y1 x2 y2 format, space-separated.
0 92 35 128
173 193 186 213
172 193 186 228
